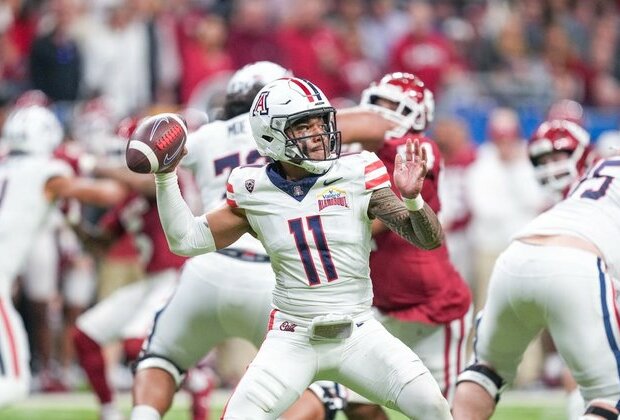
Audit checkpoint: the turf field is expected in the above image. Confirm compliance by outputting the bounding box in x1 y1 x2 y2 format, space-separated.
0 389 567 419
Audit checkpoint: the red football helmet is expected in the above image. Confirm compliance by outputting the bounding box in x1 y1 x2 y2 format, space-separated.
528 119 592 195
360 72 434 137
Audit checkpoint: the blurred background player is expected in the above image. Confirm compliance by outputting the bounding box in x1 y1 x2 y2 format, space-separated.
465 107 549 316
0 104 127 406
70 114 214 420
432 116 478 287
529 119 596 203
10 90 98 392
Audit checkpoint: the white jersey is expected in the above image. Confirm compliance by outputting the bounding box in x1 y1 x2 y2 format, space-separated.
182 113 267 254
515 157 620 277
0 155 72 292
226 151 391 318
182 113 265 212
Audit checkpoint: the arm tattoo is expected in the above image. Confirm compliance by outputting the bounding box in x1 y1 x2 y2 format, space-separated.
368 188 444 250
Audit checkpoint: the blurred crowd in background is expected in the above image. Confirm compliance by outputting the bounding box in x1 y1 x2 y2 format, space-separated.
2 0 620 137
1 0 620 396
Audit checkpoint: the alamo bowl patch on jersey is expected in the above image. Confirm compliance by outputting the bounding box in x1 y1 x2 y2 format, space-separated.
317 187 349 211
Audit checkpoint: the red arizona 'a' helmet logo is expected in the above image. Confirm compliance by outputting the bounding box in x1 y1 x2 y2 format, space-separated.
253 91 269 116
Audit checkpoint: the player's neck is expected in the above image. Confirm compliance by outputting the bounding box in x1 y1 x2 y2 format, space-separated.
279 161 312 181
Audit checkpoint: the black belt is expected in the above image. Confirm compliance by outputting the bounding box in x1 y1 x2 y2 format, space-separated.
216 248 270 263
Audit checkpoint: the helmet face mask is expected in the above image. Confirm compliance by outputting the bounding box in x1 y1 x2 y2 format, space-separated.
280 109 340 162
250 78 342 174
360 72 434 137
531 150 576 193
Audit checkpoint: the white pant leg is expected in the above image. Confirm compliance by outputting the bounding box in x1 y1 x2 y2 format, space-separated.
223 329 316 419
546 251 620 404
476 241 620 404
62 255 97 307
144 253 275 371
474 242 555 384
377 305 473 404
120 270 178 339
0 295 31 407
336 318 427 405
76 272 171 344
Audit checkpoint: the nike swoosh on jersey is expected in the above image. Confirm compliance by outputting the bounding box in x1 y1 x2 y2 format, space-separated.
163 143 183 166
323 177 343 186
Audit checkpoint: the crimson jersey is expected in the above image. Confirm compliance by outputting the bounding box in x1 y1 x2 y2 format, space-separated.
99 192 186 274
370 133 471 324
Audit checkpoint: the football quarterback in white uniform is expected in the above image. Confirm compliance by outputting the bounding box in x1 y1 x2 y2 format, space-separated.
453 122 620 419
146 76 450 419
0 105 126 406
133 63 350 420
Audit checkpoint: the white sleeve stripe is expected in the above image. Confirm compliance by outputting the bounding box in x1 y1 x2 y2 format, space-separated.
364 167 388 181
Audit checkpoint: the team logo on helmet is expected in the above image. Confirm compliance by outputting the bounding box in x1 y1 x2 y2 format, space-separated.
317 188 349 211
245 179 255 193
252 91 269 116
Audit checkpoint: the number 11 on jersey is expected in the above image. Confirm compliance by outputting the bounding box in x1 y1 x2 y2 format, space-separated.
288 215 338 285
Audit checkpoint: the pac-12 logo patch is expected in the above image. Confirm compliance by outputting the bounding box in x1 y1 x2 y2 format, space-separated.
252 91 269 116
245 179 255 193
317 187 349 211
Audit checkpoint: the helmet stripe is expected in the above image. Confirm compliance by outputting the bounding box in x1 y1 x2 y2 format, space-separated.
302 79 323 99
289 78 323 103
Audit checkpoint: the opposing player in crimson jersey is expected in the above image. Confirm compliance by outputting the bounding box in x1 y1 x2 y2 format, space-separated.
151 77 450 419
337 72 472 415
0 105 127 407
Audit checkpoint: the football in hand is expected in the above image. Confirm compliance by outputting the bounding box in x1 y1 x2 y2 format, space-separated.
125 113 188 174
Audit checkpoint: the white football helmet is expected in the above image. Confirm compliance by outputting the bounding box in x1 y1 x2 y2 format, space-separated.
528 119 592 194
2 105 63 155
249 77 341 174
227 61 292 96
360 72 434 137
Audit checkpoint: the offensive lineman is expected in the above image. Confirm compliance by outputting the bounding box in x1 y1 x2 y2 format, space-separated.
452 122 620 419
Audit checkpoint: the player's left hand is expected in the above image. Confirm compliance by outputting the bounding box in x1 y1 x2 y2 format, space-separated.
393 139 428 199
